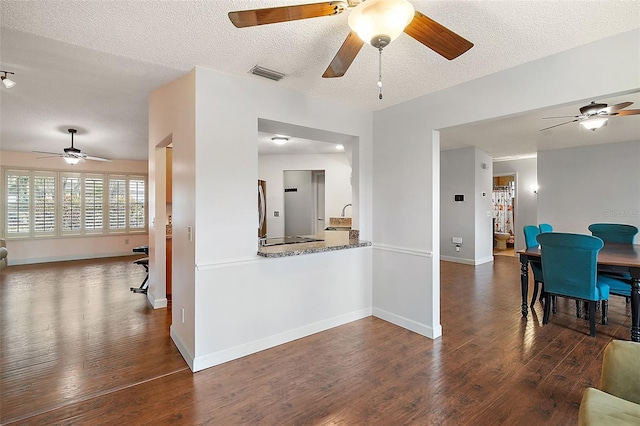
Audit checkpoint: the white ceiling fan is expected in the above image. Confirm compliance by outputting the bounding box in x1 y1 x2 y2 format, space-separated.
34 129 112 165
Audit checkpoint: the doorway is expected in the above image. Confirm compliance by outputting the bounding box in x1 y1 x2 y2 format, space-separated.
493 174 516 257
284 170 325 237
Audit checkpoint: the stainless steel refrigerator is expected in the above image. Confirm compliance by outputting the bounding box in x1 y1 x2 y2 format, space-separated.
258 179 267 238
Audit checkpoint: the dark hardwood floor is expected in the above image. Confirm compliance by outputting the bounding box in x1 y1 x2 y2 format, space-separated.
0 255 630 425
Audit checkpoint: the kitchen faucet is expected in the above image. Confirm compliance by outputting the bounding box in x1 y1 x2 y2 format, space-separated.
341 204 352 217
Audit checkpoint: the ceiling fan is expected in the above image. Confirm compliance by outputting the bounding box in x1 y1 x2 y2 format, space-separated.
540 101 640 131
34 129 112 165
228 0 473 98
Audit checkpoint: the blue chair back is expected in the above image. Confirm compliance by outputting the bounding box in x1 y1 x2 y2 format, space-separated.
588 223 638 244
536 233 604 301
539 223 553 233
524 225 540 249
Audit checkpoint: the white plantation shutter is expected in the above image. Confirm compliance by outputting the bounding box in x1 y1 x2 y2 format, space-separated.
109 177 126 230
3 168 146 238
85 175 104 231
34 173 56 234
6 171 30 235
62 174 82 233
129 178 145 229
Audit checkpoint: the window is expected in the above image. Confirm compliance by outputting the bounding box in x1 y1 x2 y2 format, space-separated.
6 171 30 235
109 177 127 231
129 178 146 229
62 174 82 233
85 175 104 232
2 168 146 239
34 173 56 235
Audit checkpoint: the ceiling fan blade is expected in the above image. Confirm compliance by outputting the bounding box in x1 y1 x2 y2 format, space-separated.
228 2 346 28
602 101 633 115
84 155 113 162
33 150 62 156
542 115 581 119
322 31 364 78
403 11 473 60
613 109 640 116
539 119 578 131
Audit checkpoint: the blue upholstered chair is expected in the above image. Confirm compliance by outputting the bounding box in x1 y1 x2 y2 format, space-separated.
588 223 638 244
539 223 553 234
536 233 610 337
589 223 638 300
524 225 547 308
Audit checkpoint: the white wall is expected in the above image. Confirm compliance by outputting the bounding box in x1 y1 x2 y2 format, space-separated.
474 148 494 263
372 29 639 339
258 153 352 238
440 146 493 265
0 150 148 264
156 67 373 372
538 140 640 241
149 70 196 346
494 157 538 251
440 147 476 261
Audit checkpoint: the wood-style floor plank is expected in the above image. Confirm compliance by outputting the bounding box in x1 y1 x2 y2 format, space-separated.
1 255 631 424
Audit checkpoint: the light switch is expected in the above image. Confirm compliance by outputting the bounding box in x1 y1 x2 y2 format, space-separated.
452 237 463 244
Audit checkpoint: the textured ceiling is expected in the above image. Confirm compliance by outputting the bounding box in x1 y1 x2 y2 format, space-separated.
0 1 639 161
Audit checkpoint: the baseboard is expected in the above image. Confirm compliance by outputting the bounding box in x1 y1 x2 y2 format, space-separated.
191 307 372 372
440 255 494 266
170 325 195 372
8 251 139 266
440 255 475 265
373 307 442 339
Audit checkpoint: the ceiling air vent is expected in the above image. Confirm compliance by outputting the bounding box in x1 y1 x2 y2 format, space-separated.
249 65 285 81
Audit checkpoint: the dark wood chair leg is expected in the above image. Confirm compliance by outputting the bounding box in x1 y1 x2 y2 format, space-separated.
626 296 630 304
530 281 539 308
552 295 557 314
589 301 596 337
576 300 582 318
543 293 551 325
602 300 608 325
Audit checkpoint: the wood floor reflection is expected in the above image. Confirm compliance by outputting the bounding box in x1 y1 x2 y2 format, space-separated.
1 256 630 425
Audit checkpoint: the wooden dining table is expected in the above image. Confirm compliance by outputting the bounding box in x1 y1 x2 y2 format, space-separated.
518 243 640 342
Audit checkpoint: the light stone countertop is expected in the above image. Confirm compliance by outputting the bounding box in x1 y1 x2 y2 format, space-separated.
257 230 370 258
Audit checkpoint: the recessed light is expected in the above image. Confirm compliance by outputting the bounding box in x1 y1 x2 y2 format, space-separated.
272 136 288 145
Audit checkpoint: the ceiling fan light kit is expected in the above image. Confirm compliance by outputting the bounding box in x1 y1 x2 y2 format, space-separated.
580 116 608 131
1 70 16 88
347 0 414 47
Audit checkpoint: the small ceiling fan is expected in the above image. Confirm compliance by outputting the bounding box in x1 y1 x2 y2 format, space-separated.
34 129 112 165
540 101 640 131
228 0 473 98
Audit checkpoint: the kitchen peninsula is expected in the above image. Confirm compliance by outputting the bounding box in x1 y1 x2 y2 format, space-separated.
258 232 370 258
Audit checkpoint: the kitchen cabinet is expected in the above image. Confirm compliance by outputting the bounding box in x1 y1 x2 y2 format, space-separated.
166 237 172 299
166 147 172 203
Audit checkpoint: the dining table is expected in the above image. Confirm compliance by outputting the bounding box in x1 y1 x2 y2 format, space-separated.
518 243 640 342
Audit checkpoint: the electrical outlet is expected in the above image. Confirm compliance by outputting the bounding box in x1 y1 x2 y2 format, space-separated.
274 211 279 217
181 307 185 323
187 226 192 241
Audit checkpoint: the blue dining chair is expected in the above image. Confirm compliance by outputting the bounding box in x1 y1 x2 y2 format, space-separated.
524 225 548 309
589 223 638 300
539 223 553 233
536 233 610 337
588 223 638 245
